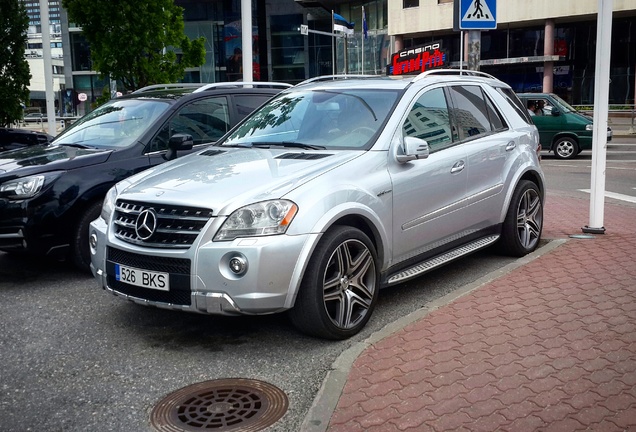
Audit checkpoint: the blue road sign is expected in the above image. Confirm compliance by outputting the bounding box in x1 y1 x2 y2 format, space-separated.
459 0 497 30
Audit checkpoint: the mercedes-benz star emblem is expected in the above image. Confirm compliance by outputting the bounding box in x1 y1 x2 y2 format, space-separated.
135 209 157 241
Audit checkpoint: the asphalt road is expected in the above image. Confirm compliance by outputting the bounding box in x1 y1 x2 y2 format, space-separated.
1 134 634 432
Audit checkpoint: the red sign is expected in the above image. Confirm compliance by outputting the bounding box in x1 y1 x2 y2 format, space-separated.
387 42 447 76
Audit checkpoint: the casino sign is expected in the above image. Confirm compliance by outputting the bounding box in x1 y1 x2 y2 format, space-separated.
387 42 447 76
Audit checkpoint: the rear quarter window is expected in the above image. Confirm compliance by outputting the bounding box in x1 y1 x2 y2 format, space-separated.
497 87 533 124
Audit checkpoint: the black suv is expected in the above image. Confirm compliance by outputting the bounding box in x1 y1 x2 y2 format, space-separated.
0 128 54 153
0 82 290 271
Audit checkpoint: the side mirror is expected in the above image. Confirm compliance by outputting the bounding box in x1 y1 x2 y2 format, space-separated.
396 136 430 163
164 133 194 161
551 109 560 117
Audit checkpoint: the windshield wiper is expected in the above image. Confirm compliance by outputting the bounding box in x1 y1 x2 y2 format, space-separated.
251 141 326 150
58 143 93 149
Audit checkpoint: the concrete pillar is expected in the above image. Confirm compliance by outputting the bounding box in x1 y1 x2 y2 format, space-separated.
543 19 555 93
394 35 403 52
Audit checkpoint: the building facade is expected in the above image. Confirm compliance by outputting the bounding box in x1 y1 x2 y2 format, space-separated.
388 0 636 105
60 0 635 112
21 0 65 113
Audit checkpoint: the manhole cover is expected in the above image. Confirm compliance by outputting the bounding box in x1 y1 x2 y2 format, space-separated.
150 378 288 432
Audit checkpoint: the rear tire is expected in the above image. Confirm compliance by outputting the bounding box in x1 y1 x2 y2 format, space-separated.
498 180 543 257
289 226 379 340
71 201 102 273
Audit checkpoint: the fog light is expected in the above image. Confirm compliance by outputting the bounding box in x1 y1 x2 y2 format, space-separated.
89 232 98 249
228 256 247 275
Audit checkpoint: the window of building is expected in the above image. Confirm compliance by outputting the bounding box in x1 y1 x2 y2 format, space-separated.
403 0 419 8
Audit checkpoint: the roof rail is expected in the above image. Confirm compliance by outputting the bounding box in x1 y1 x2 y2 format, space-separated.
193 82 292 93
131 83 204 94
413 69 498 82
296 74 382 86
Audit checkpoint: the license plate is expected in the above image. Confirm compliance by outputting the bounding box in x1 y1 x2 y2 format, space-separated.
115 264 170 291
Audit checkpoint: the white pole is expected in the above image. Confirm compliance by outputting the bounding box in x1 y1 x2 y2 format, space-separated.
332 11 336 75
361 6 365 75
241 0 253 82
459 31 463 71
40 0 56 135
584 0 613 234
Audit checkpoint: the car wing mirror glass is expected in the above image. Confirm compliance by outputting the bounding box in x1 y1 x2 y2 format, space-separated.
397 136 430 163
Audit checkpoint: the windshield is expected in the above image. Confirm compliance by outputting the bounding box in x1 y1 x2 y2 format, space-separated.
53 99 170 148
221 89 400 150
549 94 576 113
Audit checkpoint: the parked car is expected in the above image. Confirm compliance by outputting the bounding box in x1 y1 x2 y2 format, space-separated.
517 92 612 159
23 112 45 123
0 82 290 271
90 71 545 339
0 128 54 153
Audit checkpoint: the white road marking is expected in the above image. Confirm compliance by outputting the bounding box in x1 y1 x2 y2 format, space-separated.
579 189 636 204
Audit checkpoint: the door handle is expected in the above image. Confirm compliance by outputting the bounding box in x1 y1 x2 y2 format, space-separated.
450 160 465 174
505 141 516 151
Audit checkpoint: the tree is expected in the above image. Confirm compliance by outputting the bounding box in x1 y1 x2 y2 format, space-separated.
0 0 31 127
62 0 206 92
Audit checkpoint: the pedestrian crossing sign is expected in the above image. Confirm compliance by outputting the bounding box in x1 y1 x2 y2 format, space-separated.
459 0 497 30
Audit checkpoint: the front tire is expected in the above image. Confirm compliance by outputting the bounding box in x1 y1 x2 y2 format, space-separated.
553 137 579 159
71 201 102 273
289 226 379 340
498 180 543 257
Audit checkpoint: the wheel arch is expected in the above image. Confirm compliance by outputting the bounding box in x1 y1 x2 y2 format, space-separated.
550 132 579 151
285 208 388 310
499 168 546 224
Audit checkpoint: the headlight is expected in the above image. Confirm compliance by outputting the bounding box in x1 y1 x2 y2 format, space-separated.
585 124 594 131
214 200 298 241
101 185 118 221
0 172 62 199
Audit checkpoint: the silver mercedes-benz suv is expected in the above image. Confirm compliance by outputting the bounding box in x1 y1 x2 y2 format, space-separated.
90 70 545 339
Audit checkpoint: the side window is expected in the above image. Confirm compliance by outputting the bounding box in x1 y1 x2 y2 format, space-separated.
448 85 492 140
496 87 533 124
402 87 454 152
149 97 230 152
483 92 507 131
234 94 272 121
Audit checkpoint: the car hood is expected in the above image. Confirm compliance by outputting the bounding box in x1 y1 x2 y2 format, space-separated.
0 144 112 176
119 147 362 214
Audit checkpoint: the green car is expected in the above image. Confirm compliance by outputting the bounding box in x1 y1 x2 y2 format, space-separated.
517 93 612 159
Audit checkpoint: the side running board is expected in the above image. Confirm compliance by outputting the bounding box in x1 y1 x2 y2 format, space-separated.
386 235 500 285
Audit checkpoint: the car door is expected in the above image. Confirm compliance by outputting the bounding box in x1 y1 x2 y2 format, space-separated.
448 84 516 230
389 86 469 265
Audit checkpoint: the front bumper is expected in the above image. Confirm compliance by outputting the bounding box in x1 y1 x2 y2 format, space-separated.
90 217 319 315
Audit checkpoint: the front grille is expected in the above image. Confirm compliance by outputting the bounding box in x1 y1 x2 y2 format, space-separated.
106 247 192 306
114 199 213 248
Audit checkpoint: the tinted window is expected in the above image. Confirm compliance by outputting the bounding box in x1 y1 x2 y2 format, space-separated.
234 95 273 120
449 85 491 140
484 92 507 131
403 87 454 152
150 97 230 151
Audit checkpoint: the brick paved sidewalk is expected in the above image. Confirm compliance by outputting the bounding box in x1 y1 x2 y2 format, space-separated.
326 195 636 431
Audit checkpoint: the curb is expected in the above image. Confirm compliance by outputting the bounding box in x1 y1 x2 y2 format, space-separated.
301 238 568 432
